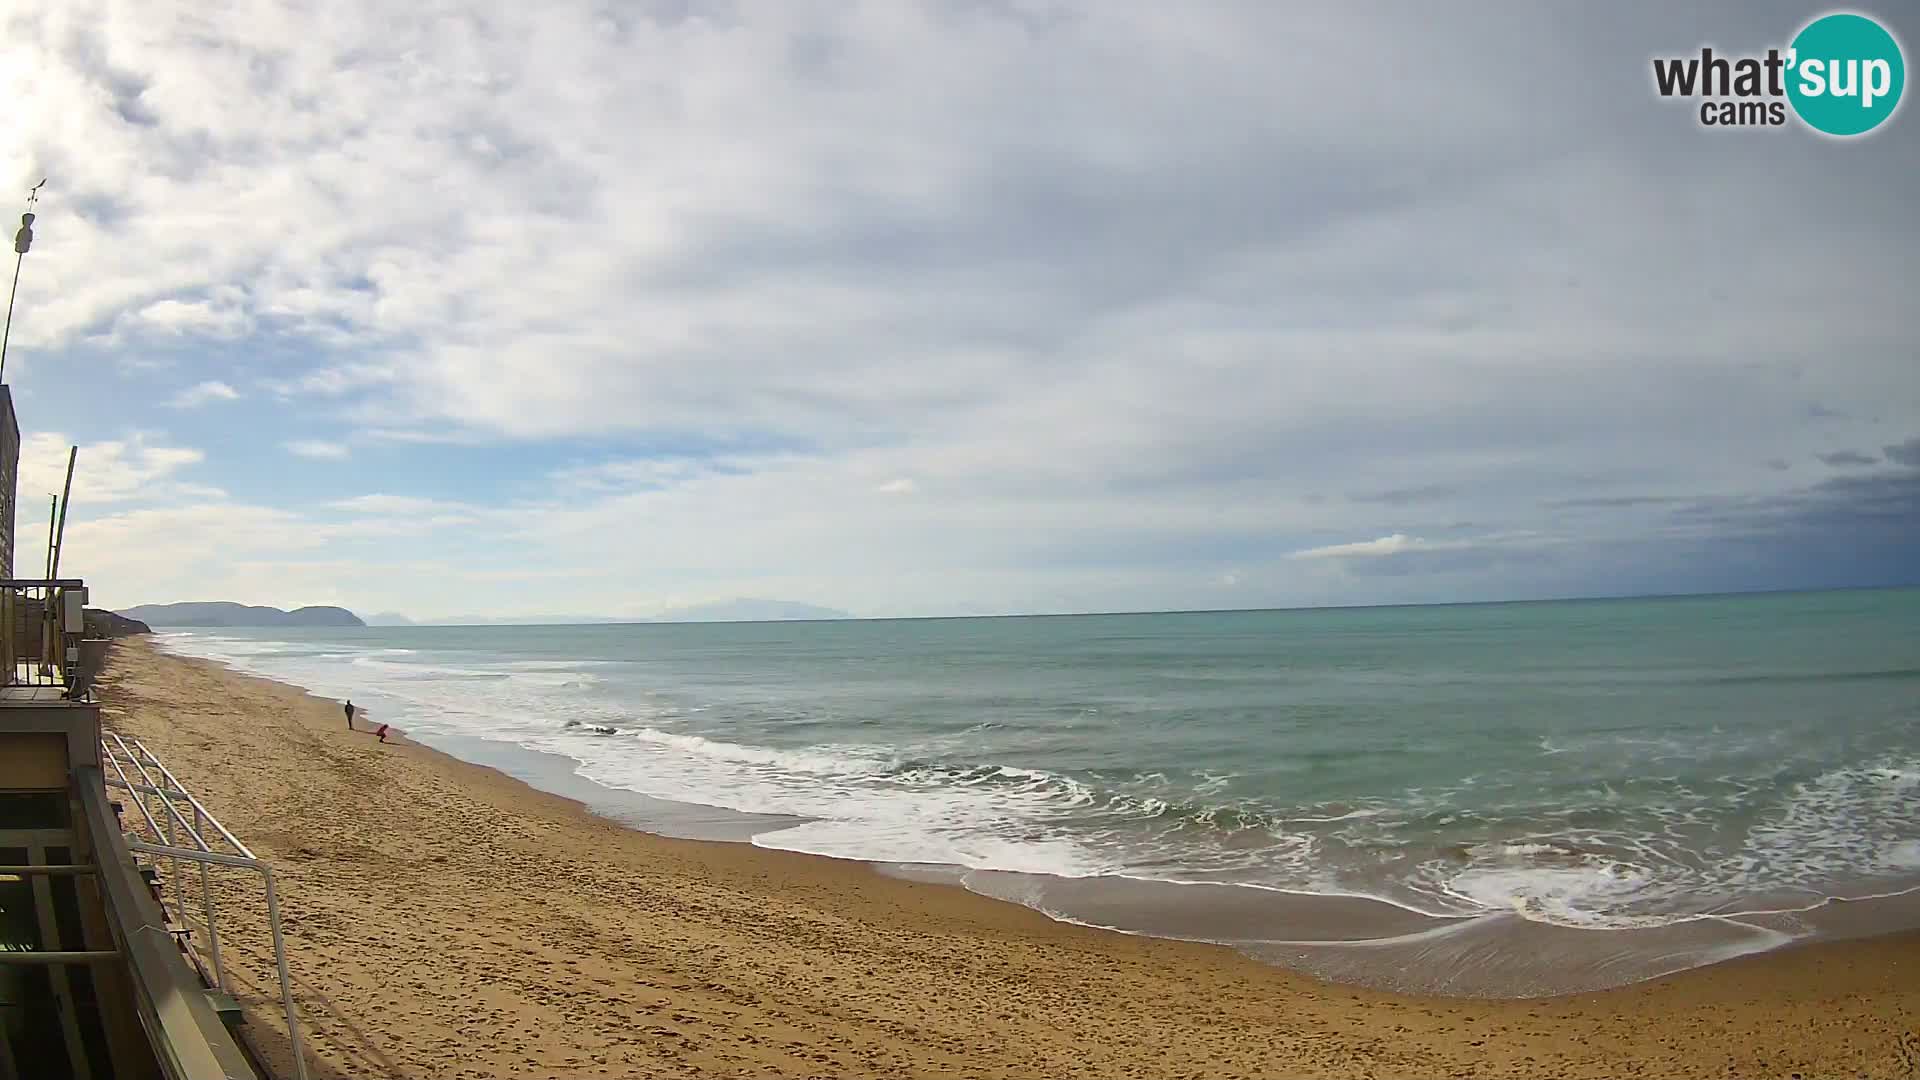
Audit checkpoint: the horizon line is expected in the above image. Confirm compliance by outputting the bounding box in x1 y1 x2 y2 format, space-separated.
130 581 1916 630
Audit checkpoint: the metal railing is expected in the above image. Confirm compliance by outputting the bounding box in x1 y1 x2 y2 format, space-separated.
1 576 88 690
100 732 310 1080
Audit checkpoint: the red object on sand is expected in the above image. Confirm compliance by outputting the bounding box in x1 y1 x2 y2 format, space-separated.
375 723 390 743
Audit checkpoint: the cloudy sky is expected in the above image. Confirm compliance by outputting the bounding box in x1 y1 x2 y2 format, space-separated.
1 1 1915 621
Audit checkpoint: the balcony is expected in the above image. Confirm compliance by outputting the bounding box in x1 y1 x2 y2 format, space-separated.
1 578 107 702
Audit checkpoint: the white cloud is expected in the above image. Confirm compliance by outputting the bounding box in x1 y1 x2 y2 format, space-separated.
9 1 1907 446
328 494 454 515
167 380 241 408
1290 534 1442 560
1288 531 1569 564
0 4 1912 616
284 440 350 460
262 364 397 400
17 432 205 506
549 458 723 495
127 297 252 340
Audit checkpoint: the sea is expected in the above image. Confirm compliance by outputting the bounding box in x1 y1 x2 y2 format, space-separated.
153 587 1920 997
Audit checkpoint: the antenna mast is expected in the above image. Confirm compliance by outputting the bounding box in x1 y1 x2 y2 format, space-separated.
0 179 46 384
50 446 76 579
43 495 56 578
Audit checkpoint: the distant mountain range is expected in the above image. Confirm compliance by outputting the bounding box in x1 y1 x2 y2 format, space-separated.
117 602 366 627
651 599 851 623
114 598 851 628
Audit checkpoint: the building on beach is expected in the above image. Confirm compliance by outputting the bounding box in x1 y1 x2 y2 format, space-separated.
0 375 294 1074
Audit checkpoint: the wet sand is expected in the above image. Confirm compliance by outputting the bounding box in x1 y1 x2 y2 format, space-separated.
97 637 1920 1079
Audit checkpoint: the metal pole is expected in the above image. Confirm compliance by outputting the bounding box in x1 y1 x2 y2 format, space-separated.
120 841 312 1080
195 803 227 992
50 446 75 579
102 746 168 839
101 779 189 800
42 499 56 680
0 249 21 383
0 951 121 965
132 741 235 992
117 752 310 1080
108 736 212 850
2 179 46 385
134 740 257 858
124 840 258 870
43 496 55 578
261 867 309 1080
107 734 208 928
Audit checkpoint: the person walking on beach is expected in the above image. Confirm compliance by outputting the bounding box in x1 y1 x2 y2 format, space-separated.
344 699 356 731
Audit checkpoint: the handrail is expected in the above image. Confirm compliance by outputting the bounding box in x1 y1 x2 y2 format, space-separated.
109 733 213 852
77 770 260 1080
101 767 229 991
136 739 257 860
0 950 121 964
103 743 169 840
1 576 89 690
101 737 310 1080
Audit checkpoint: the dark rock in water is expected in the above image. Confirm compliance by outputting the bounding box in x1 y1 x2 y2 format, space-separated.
84 609 151 638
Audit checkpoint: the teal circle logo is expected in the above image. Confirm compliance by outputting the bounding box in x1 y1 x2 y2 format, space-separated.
1787 12 1905 136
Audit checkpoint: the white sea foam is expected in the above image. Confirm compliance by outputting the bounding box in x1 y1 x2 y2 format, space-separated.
1887 841 1920 870
153 627 1920 936
1439 859 1669 929
1490 842 1566 857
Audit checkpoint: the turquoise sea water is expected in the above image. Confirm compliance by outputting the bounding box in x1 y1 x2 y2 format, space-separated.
157 588 1920 991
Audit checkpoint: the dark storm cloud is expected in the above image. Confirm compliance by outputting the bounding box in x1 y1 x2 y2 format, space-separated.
1337 545 1564 579
1816 450 1879 467
1548 495 1693 510
1653 470 1920 547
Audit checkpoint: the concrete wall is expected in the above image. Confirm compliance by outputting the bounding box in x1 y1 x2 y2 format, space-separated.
0 730 67 787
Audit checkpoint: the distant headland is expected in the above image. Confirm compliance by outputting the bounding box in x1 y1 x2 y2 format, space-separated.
110 598 854 628
116 602 367 628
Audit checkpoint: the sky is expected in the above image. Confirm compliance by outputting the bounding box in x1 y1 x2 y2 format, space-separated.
1 0 1915 622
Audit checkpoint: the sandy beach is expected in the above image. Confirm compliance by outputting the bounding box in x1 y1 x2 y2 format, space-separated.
93 637 1920 1079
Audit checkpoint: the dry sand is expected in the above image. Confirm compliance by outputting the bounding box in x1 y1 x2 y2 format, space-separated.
96 638 1920 1079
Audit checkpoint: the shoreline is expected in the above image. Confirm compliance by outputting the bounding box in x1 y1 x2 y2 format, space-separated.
150 631 1920 1000
98 637 1920 1078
